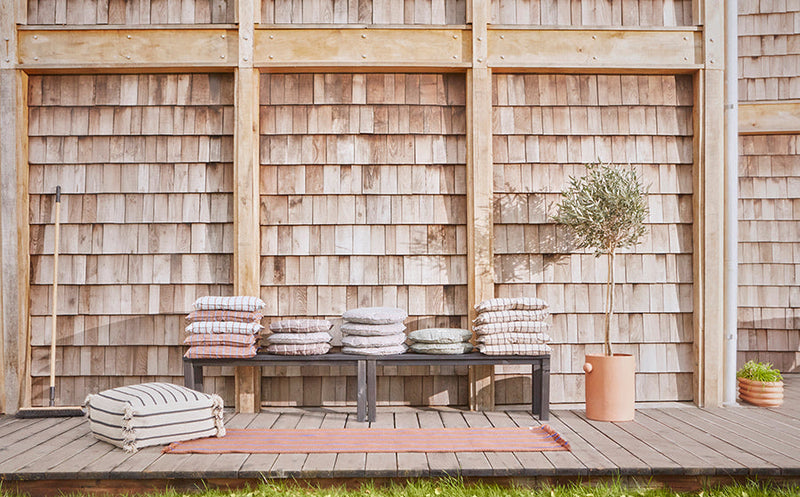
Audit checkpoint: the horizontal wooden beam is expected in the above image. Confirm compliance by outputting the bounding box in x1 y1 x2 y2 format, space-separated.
254 28 471 68
18 27 238 70
739 101 800 135
488 28 703 72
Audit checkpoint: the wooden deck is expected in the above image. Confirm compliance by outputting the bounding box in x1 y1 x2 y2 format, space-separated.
1 374 799 495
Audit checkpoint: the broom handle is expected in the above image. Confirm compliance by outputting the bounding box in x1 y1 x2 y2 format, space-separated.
49 186 61 407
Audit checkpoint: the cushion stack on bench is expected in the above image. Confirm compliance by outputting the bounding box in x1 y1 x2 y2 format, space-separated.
341 307 408 355
266 319 334 355
183 296 265 359
408 328 474 354
85 382 225 453
473 298 552 355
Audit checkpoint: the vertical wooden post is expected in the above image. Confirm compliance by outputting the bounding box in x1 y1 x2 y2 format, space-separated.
233 0 261 413
692 0 725 408
466 0 495 411
0 0 30 414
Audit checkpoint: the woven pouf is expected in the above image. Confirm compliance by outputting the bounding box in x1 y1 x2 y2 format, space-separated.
84 382 225 452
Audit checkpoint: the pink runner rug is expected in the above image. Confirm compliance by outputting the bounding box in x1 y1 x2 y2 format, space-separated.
163 426 570 454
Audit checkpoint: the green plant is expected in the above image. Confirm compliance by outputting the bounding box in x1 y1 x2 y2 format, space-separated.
553 161 649 356
737 360 783 382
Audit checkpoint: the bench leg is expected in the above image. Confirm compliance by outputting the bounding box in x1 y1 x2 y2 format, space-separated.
367 359 377 422
184 362 204 392
532 361 542 416
357 360 367 422
540 357 550 421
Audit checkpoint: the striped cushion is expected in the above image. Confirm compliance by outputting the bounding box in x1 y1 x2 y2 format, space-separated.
193 296 266 312
477 332 551 345
267 332 333 344
473 321 550 335
473 309 550 325
474 297 549 313
184 344 259 359
186 310 263 323
183 333 257 347
84 382 225 453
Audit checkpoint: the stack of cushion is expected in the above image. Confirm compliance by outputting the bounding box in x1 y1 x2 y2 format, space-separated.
84 382 225 453
473 297 552 356
266 319 334 355
408 328 473 354
341 307 408 355
183 296 265 359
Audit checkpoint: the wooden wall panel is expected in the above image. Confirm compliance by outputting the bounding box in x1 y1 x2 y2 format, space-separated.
26 0 234 24
27 73 235 407
261 0 466 24
738 0 800 102
259 73 469 406
738 134 800 373
490 0 693 26
492 73 695 404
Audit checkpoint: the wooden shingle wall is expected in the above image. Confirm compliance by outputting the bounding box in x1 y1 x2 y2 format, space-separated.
490 0 693 25
258 73 471 406
26 0 235 24
738 135 800 372
261 0 466 24
27 73 236 406
738 0 800 102
737 0 800 373
492 74 695 404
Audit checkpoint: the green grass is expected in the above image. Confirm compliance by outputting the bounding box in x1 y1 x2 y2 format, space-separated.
5 478 799 497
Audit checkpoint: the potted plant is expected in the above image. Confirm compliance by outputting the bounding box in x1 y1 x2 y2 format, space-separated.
736 360 784 407
554 161 649 421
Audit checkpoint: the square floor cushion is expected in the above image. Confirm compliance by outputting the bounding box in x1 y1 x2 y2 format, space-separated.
85 382 225 453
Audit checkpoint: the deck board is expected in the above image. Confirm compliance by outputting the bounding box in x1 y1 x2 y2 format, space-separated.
1 374 799 490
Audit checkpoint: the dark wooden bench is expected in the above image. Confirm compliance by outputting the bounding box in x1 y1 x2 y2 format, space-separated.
183 351 549 423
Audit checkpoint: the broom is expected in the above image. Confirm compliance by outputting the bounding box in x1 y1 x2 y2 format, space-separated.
17 186 84 418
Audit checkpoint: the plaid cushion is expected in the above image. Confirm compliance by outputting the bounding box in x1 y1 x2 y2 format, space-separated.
269 319 333 333
477 332 551 345
474 321 550 335
267 342 331 356
193 296 266 312
477 343 551 356
186 310 263 323
267 332 333 344
475 297 548 313
183 333 258 347
185 321 263 335
473 309 550 325
184 344 258 359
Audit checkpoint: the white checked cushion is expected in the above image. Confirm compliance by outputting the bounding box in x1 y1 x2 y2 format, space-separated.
193 296 265 312
474 297 549 313
84 382 225 453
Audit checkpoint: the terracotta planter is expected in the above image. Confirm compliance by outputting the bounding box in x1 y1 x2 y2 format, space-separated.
737 377 784 407
583 353 635 422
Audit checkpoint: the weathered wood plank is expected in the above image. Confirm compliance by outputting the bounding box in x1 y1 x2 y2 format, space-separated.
739 102 800 135
0 418 87 473
417 410 459 475
440 410 492 475
506 410 580 474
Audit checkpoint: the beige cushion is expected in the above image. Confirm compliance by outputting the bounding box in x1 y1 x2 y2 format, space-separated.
477 343 551 356
474 321 550 335
474 297 548 313
477 332 551 345
340 322 406 336
267 332 332 344
473 309 550 326
342 307 407 325
341 332 407 348
185 321 263 335
269 319 333 333
408 328 472 344
410 342 473 354
267 342 332 355
342 344 408 355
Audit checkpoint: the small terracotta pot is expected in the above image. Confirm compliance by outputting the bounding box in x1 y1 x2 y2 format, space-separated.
583 353 635 422
737 377 784 407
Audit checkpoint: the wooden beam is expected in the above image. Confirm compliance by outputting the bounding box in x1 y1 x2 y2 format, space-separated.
1 0 30 415
255 28 470 68
692 0 725 408
18 27 237 69
739 101 800 135
488 28 702 71
233 0 261 414
467 0 495 411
